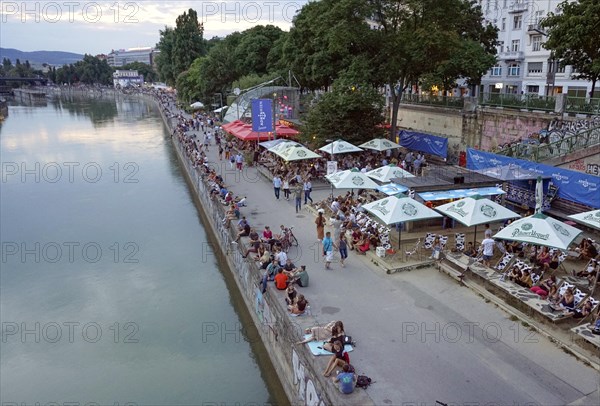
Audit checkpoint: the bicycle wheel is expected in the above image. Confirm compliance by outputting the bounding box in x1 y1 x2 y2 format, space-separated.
290 234 299 247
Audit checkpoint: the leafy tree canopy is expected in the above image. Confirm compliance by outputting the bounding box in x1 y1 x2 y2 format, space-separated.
542 0 600 97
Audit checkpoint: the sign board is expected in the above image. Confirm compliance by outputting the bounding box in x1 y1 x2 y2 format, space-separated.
327 161 338 176
251 99 273 132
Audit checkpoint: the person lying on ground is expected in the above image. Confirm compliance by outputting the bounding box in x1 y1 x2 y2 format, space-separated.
297 321 340 344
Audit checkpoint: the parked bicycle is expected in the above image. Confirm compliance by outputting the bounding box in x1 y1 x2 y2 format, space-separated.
280 226 299 253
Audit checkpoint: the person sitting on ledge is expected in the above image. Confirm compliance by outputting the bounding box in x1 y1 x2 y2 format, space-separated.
464 242 477 258
234 223 251 243
356 236 370 255
333 364 357 394
288 294 308 315
274 268 289 290
323 340 346 377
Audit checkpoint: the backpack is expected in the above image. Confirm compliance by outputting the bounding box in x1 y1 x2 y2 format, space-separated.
356 375 372 389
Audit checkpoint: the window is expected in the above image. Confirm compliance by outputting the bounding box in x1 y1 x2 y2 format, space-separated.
527 62 543 74
508 64 520 76
532 35 542 51
534 10 545 24
491 65 502 76
511 40 520 52
527 85 540 94
567 87 587 98
501 18 506 30
513 15 522 30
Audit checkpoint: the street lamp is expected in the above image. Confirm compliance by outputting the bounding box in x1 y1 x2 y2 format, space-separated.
326 138 334 199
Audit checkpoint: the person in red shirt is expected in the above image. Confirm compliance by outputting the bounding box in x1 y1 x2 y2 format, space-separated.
274 269 288 290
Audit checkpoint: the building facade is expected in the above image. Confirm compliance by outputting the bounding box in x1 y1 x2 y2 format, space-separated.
480 0 592 97
106 48 156 68
113 70 144 88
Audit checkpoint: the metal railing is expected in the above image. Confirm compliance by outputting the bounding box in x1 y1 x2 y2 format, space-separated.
565 96 600 115
400 93 465 109
479 92 555 112
497 125 600 161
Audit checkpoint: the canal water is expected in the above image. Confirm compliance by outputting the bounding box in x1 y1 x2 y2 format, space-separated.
0 95 285 405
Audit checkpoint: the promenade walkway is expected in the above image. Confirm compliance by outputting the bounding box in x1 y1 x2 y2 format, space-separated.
164 101 599 405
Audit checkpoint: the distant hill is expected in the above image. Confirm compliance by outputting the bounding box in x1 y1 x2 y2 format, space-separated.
0 48 84 66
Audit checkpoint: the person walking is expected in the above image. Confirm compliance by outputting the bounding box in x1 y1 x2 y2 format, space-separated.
273 175 282 200
304 179 313 205
335 233 348 268
322 231 334 270
315 211 326 241
283 177 290 200
294 183 303 213
235 152 243 171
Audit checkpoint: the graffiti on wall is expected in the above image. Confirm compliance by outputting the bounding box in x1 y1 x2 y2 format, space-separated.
562 158 600 176
292 349 326 406
542 116 600 143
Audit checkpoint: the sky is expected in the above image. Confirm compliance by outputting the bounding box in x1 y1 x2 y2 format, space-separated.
0 1 310 55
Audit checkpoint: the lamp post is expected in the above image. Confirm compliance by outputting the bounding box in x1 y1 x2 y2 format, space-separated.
326 138 334 199
272 92 277 141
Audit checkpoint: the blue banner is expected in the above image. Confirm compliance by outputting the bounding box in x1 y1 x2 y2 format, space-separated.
251 99 273 132
399 130 448 158
467 148 600 208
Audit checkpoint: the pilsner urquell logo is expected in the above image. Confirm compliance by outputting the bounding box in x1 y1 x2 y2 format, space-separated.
352 176 365 186
512 223 550 240
480 204 497 218
372 199 390 215
447 201 468 217
402 202 418 217
584 212 600 225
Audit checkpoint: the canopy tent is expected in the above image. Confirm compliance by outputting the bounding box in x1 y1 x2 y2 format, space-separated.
435 195 520 243
568 209 600 231
366 164 414 183
418 187 506 202
222 120 299 142
377 183 408 196
399 130 448 158
190 101 204 109
319 140 363 155
473 165 549 181
326 168 379 190
275 145 322 162
493 212 582 250
363 195 442 251
359 138 402 152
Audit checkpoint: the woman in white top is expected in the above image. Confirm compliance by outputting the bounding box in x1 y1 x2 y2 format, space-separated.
283 178 290 200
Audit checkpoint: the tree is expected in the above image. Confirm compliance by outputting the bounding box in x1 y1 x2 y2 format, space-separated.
74 55 113 85
155 9 205 86
368 0 497 140
542 0 600 97
305 69 385 146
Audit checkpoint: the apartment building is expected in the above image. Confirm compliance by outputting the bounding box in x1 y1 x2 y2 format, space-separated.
480 0 592 97
106 47 157 68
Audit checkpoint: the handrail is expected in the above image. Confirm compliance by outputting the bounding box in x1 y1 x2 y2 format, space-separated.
400 93 464 109
479 92 555 112
497 125 600 161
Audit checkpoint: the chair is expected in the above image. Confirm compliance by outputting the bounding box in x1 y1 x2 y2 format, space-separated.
405 239 421 261
454 233 465 252
423 233 436 250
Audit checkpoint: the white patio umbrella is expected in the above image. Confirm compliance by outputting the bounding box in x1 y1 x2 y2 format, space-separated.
319 140 363 155
435 195 520 243
276 145 322 162
364 194 442 250
568 209 600 231
190 101 204 109
359 138 402 152
366 164 414 183
326 168 379 190
493 212 582 250
259 139 288 149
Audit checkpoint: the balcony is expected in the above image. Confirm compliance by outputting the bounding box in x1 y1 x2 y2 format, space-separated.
509 1 529 13
527 23 546 35
499 51 524 61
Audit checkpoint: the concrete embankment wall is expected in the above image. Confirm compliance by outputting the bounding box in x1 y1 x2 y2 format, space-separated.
154 99 338 406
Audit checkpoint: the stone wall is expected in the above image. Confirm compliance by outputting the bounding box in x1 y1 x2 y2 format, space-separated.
155 100 371 406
